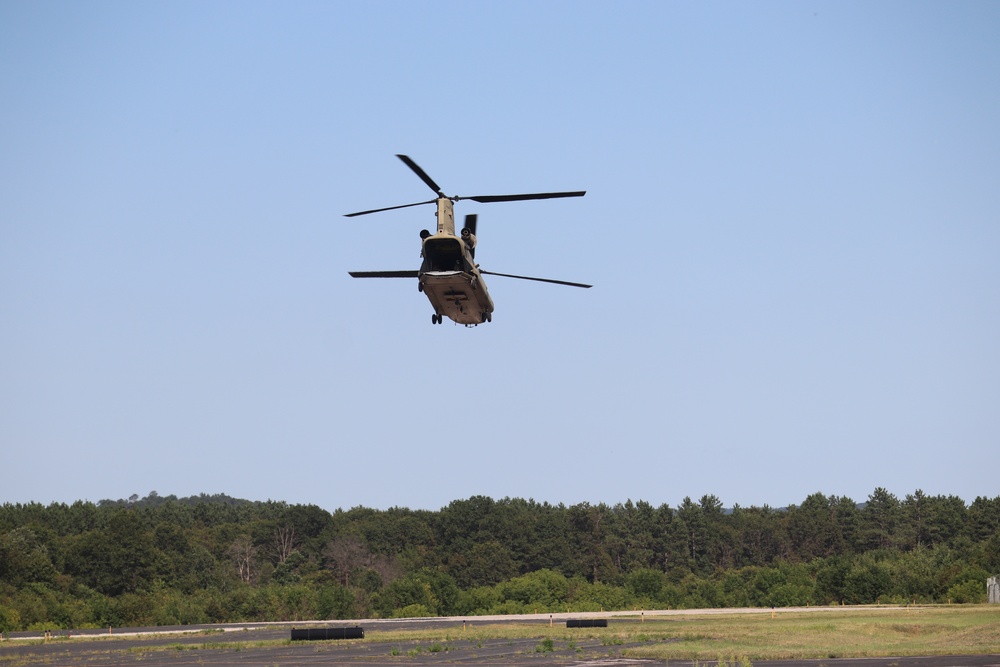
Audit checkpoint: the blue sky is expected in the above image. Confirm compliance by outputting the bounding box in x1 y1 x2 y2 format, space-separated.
2 1 997 511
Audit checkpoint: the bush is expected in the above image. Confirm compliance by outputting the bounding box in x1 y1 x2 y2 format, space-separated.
318 585 355 620
487 600 527 615
497 569 569 608
0 605 20 632
570 580 626 610
393 603 432 618
843 561 892 604
947 579 985 603
627 569 665 599
764 583 813 607
679 574 721 609
721 568 758 607
455 586 500 615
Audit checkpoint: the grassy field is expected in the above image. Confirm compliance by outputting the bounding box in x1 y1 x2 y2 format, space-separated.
2 606 998 665
372 606 1000 661
619 606 1000 661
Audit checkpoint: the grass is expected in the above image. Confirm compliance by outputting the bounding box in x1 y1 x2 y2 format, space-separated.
619 606 1000 661
3 606 997 663
365 606 999 661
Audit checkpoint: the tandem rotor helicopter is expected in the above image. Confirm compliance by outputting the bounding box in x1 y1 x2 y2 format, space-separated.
346 155 591 326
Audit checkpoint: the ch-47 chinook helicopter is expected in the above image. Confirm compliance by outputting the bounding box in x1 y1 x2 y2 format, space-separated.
346 155 591 326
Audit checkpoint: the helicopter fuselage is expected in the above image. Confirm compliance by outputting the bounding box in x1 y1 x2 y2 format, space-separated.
419 201 494 325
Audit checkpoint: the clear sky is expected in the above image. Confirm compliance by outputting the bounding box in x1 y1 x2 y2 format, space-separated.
2 1 997 512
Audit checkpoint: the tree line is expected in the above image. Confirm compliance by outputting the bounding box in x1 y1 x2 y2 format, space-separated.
1 488 997 631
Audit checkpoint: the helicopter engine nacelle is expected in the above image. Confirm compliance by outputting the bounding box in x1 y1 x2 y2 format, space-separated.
460 228 477 258
419 229 431 239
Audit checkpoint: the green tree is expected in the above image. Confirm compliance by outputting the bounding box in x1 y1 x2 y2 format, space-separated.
966 496 1000 543
64 510 160 595
675 495 728 574
785 493 844 559
605 500 659 573
448 540 517 588
0 527 58 586
831 495 861 553
859 488 900 551
567 503 615 582
730 505 785 567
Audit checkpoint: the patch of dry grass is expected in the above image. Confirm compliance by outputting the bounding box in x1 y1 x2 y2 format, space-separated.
619 606 1000 661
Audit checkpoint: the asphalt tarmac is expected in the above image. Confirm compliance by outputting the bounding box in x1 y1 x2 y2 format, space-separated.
2 612 998 667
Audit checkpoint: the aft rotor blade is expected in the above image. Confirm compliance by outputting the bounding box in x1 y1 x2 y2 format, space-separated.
462 191 586 204
348 271 419 278
344 199 437 217
480 269 591 288
397 154 445 197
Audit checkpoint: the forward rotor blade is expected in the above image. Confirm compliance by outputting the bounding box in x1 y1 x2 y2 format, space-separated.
348 271 419 278
480 269 591 288
397 154 445 197
462 191 586 204
344 199 437 217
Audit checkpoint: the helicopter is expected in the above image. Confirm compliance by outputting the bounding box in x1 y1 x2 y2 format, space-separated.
345 154 591 326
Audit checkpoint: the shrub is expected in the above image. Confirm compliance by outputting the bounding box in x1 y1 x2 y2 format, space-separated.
393 603 432 618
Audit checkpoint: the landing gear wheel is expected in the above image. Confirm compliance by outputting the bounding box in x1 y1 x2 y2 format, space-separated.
431 313 441 325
